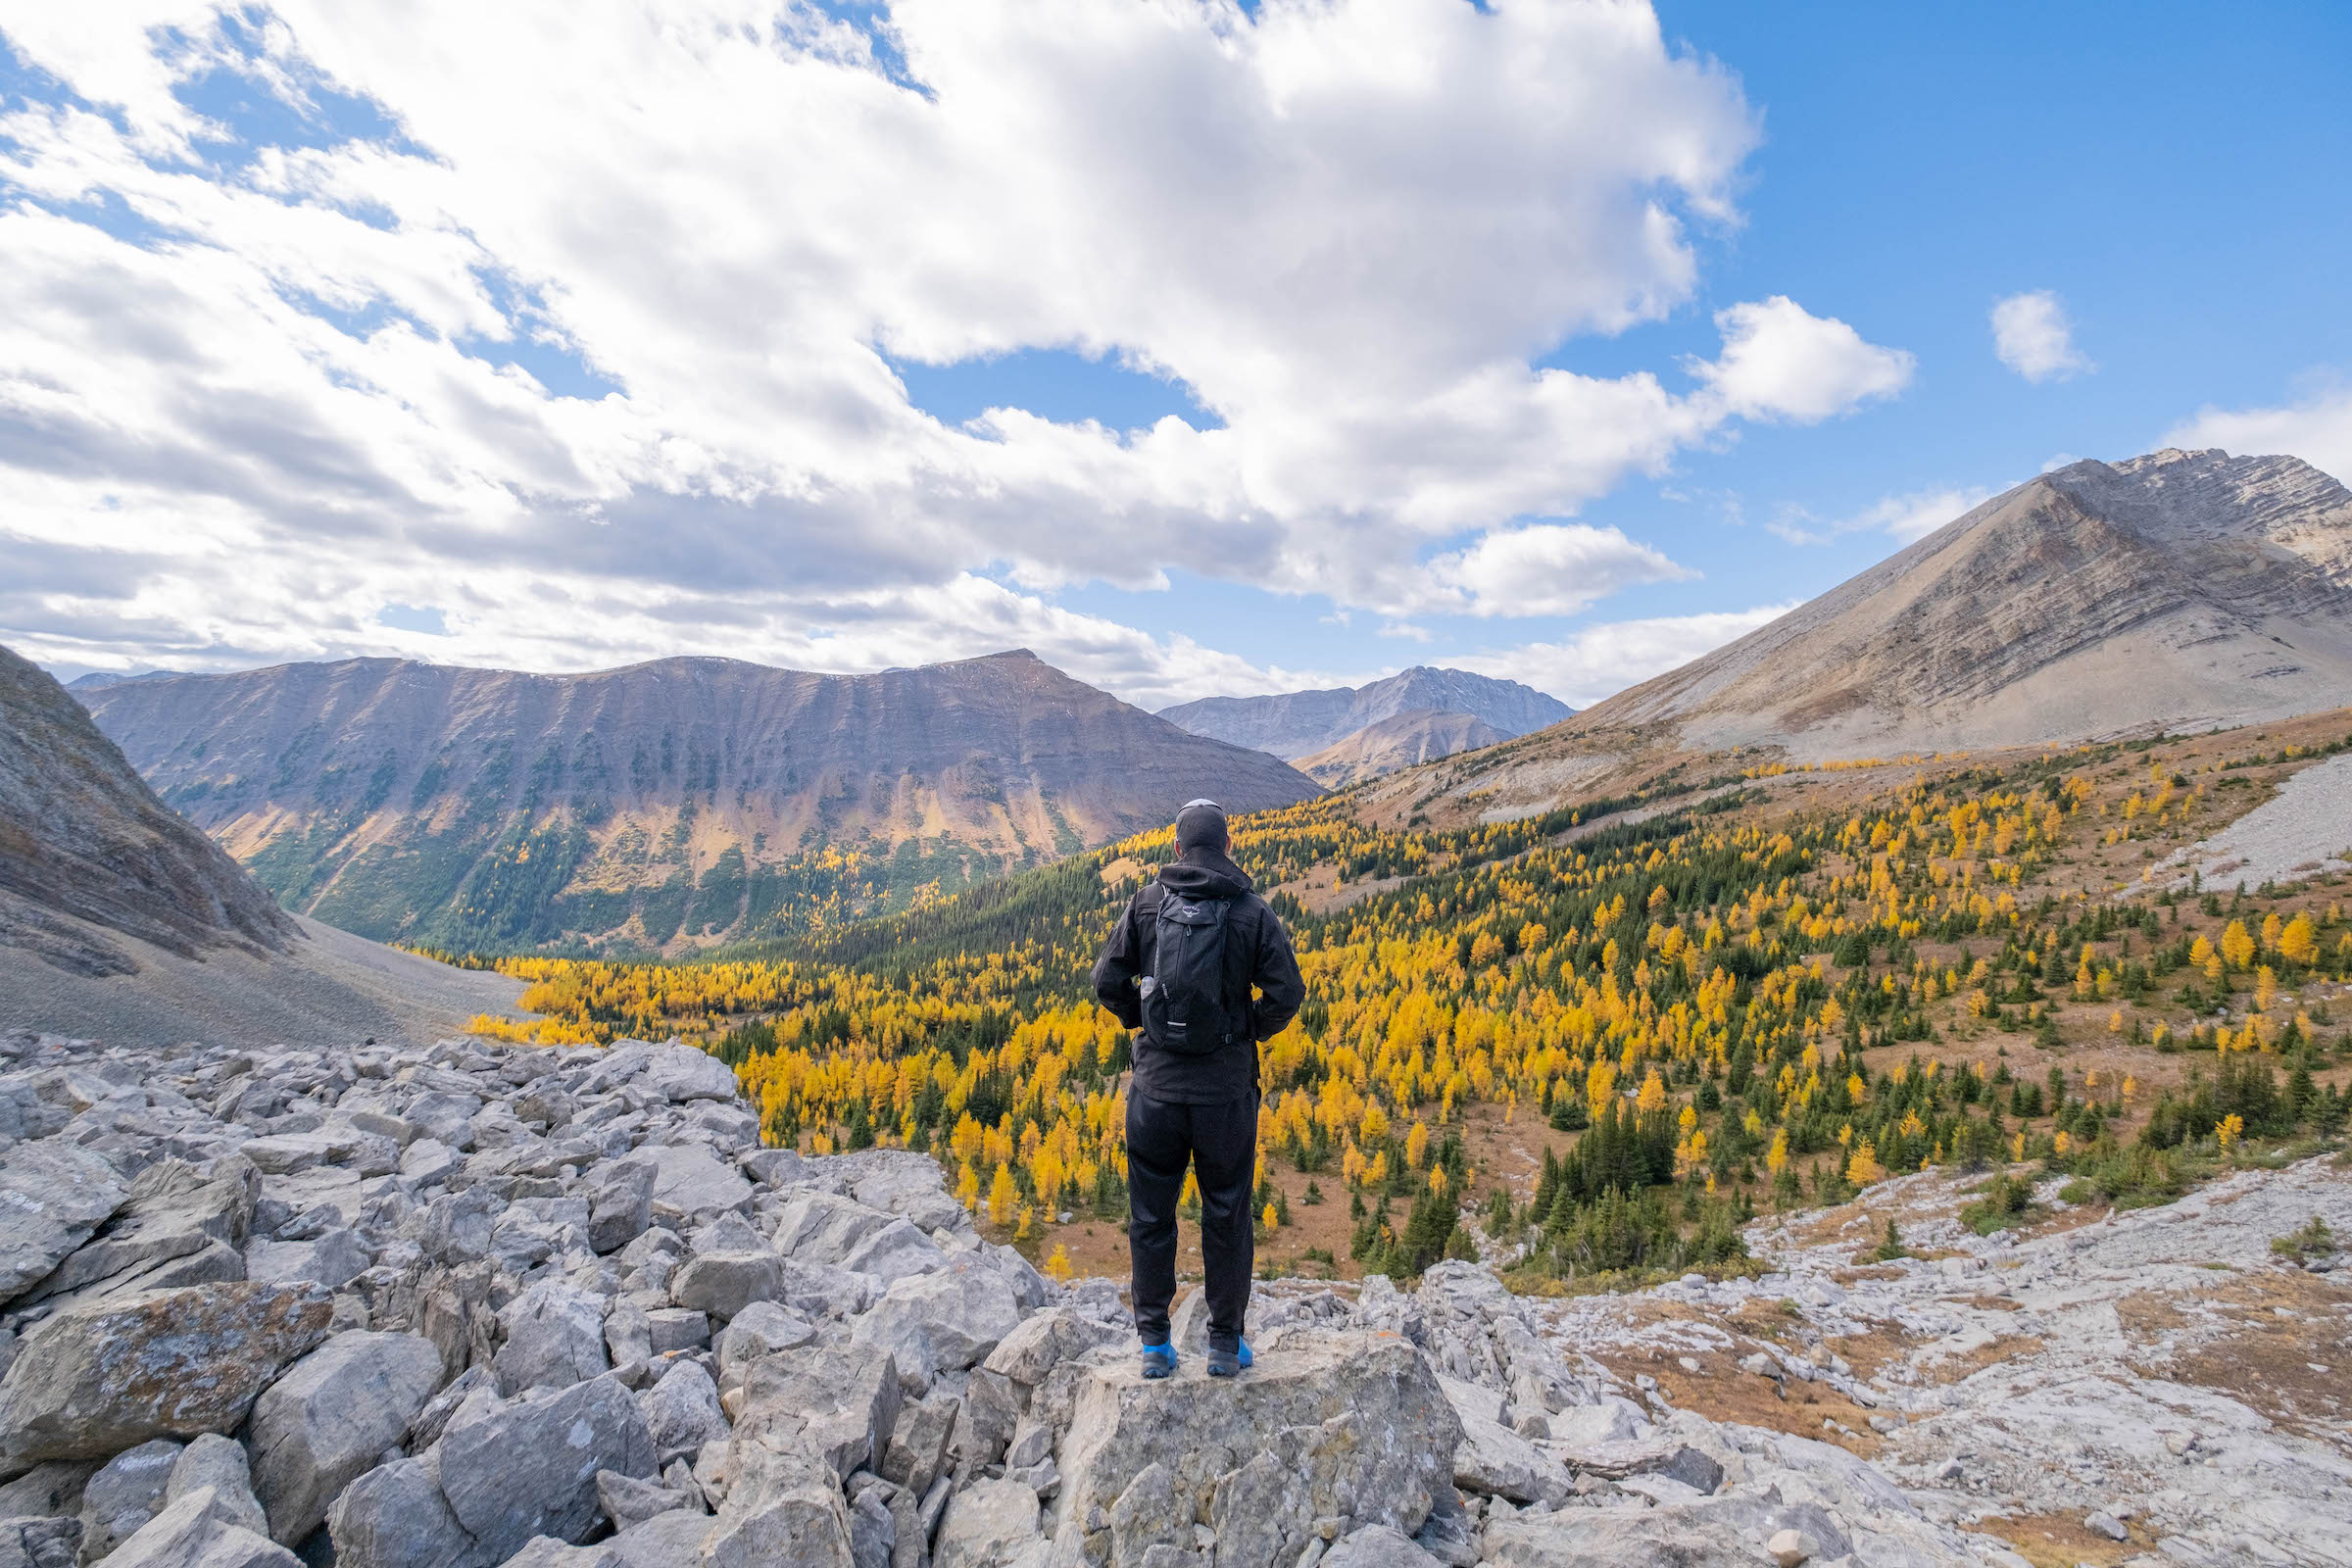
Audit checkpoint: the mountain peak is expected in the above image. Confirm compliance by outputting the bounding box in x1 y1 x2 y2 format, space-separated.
1571 445 2352 758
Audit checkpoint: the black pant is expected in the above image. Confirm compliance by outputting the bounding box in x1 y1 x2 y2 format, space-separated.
1126 1087 1256 1352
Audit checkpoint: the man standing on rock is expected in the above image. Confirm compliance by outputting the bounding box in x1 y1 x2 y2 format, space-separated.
1092 798 1304 1379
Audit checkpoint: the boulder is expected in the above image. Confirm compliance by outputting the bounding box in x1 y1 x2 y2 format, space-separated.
0 1282 332 1462
838 1220 950 1285
614 1147 751 1223
96 1486 300 1568
592 1469 694 1532
931 1478 1040 1568
981 1308 1121 1391
604 1510 716 1568
669 1252 783 1322
1554 1437 1723 1495
1324 1525 1446 1568
1051 1332 1462 1568
494 1539 620 1568
496 1282 611 1393
697 1434 853 1568
586 1164 655 1256
249 1331 448 1544
770 1192 899 1266
14 1156 256 1306
637 1361 728 1469
845 1153 974 1238
0 1460 99 1522
0 1138 126 1303
880 1395 958 1499
167 1435 270 1539
851 1259 1021 1390
643 1309 710 1356
436 1377 656 1563
77 1439 183 1561
322 1456 473 1568
732 1348 901 1484
0 1516 78 1568
245 1229 370 1291
1443 1401 1569 1506
640 1047 739 1104
1482 1503 1758 1566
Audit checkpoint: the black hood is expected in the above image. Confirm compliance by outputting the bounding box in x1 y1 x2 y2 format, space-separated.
1158 847 1252 900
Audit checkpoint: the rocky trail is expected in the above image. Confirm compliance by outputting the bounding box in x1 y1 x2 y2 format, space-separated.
2 1028 2343 1568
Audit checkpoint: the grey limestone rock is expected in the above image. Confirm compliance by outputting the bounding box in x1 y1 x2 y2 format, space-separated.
639 1046 739 1104
0 1282 332 1462
604 1509 716 1568
165 1435 270 1540
931 1478 1039 1568
591 1469 694 1532
668 1252 782 1321
97 1485 300 1568
244 1228 369 1291
495 1282 610 1393
979 1307 1120 1392
13 1155 255 1307
879 1394 958 1500
1052 1333 1461 1568
76 1438 183 1562
0 1138 126 1303
0 1515 79 1568
436 1376 656 1563
248 1330 448 1544
637 1361 728 1470
492 1539 621 1568
697 1431 854 1568
0 1461 98 1523
772 1191 901 1264
585 1163 655 1256
731 1348 902 1485
1481 1503 1757 1566
1322 1525 1446 1568
851 1259 1021 1391
615 1146 751 1224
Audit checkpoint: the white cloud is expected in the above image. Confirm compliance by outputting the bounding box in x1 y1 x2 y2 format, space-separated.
1766 485 1995 547
1424 521 1695 617
1990 290 2091 382
0 1 1914 698
1692 296 1914 422
1455 603 1796 709
2165 379 2352 486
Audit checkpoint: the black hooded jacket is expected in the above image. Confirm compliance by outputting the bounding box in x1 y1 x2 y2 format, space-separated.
1091 847 1305 1103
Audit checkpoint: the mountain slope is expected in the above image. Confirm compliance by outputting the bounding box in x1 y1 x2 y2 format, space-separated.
1572 448 2352 759
1160 666 1569 760
1 643 295 976
2 642 522 1045
78 649 1320 954
1294 709 1510 787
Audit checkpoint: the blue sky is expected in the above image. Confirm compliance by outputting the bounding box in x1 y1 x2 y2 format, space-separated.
2 2 2346 707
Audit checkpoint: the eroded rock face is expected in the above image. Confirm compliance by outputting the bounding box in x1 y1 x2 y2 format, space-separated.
0 1282 332 1462
1052 1332 1462 1568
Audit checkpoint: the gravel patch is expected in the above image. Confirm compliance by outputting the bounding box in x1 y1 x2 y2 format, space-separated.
4 913 526 1049
2161 753 2352 892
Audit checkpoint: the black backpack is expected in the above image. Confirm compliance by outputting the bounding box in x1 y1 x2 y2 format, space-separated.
1139 890 1238 1055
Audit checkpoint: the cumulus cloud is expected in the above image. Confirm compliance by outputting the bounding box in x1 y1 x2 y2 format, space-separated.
1692 296 1914 422
0 1 1913 699
1990 290 2091 382
1423 522 1695 618
1454 603 1796 709
2165 380 2352 486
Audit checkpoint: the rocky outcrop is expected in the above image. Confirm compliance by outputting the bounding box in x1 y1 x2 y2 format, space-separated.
0 1024 2032 1568
0 645 295 978
75 651 1321 954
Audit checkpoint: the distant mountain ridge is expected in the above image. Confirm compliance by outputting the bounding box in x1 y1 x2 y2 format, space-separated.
1295 709 1512 787
1572 448 2352 758
77 649 1320 955
1159 666 1569 767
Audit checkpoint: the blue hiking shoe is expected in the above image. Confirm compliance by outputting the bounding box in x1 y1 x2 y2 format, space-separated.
1206 1338 1252 1378
1139 1341 1178 1380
